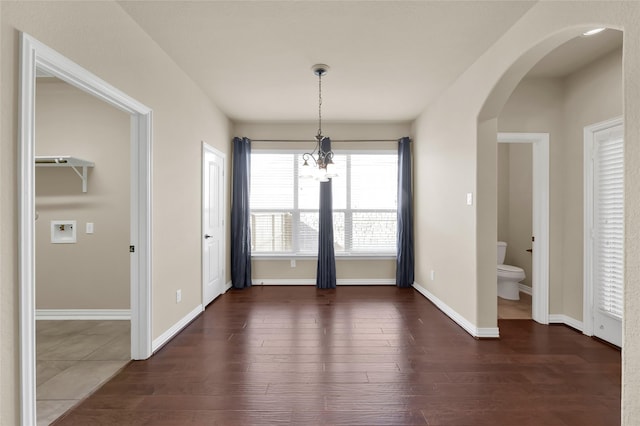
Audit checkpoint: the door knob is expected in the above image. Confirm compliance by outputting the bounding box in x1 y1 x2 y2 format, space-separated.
204 234 212 239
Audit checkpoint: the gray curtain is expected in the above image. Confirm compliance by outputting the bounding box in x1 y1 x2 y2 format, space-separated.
316 138 337 289
231 137 252 289
396 137 414 287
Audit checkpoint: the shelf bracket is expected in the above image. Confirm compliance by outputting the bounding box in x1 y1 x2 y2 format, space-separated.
69 165 89 192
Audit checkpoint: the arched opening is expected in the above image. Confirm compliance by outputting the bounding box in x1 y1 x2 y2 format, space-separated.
477 26 624 340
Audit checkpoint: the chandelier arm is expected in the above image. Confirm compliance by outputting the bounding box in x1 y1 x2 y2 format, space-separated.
302 152 318 166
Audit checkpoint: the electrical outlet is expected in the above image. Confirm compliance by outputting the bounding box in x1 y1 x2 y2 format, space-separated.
176 289 182 303
430 270 435 281
290 259 296 268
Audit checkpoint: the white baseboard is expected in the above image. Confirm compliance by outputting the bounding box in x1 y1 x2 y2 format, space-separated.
35 309 131 320
254 279 316 286
152 304 202 352
549 314 583 332
518 283 532 295
412 282 500 339
339 279 394 285
253 279 394 286
224 280 232 291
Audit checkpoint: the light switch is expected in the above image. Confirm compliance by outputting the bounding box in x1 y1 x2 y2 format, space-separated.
466 192 473 206
86 222 94 234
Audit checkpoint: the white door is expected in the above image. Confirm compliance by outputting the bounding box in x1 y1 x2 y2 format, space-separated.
202 144 225 307
586 120 623 347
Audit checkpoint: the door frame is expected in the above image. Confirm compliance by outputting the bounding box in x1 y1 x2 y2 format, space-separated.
497 132 549 324
202 142 227 307
19 33 153 425
583 116 623 338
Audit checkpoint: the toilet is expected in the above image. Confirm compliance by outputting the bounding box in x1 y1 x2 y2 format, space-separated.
497 241 526 300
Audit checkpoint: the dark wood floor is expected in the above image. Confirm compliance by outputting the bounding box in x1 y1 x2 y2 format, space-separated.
54 286 620 425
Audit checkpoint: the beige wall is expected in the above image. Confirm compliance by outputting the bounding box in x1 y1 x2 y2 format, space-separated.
35 79 130 310
497 143 533 288
411 2 638 421
234 121 410 283
1 3 231 423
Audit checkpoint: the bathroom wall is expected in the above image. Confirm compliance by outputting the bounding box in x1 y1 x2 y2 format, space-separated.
497 143 533 288
233 121 411 283
35 78 130 310
497 144 510 242
498 77 565 312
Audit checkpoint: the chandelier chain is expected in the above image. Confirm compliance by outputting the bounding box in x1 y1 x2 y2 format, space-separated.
317 72 323 138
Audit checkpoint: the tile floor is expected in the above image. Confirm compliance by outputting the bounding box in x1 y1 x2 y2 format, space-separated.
36 320 130 426
497 291 532 319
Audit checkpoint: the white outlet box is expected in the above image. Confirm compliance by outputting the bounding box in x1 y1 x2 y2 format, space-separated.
86 222 94 234
430 270 435 281
290 259 296 268
176 289 182 303
51 220 77 244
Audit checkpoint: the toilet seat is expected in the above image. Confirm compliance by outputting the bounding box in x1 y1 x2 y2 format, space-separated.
497 264 524 273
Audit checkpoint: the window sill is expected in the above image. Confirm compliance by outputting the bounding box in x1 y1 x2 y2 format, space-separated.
252 254 396 261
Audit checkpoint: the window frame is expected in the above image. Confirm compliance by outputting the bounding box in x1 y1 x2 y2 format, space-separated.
250 148 397 259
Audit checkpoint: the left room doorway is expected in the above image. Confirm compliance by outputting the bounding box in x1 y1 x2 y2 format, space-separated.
20 33 153 426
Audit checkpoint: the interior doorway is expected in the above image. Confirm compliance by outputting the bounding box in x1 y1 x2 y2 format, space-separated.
497 133 550 325
19 33 152 425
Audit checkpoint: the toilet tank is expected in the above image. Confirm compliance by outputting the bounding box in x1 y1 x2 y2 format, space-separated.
497 241 507 264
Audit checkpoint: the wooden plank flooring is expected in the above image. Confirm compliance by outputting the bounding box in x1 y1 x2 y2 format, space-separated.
53 286 620 425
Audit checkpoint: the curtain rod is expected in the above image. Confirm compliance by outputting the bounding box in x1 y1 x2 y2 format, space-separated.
250 139 400 143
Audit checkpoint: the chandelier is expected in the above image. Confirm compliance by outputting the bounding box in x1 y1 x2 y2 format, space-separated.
301 64 337 182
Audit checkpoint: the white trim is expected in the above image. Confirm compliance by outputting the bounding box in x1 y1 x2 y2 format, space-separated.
152 304 202 352
339 279 394 285
224 280 233 292
35 309 131 320
498 133 549 325
549 314 584 332
583 116 624 338
518 283 532 296
412 283 500 339
19 33 153 426
253 279 395 286
18 34 37 426
254 279 316 285
475 327 501 339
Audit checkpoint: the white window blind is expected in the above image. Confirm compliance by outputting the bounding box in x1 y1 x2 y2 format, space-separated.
595 133 624 319
250 151 397 256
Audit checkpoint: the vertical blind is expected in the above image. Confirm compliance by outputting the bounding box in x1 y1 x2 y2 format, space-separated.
595 130 624 319
250 151 397 256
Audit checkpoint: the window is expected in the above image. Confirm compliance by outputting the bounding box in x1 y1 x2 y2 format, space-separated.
250 151 397 256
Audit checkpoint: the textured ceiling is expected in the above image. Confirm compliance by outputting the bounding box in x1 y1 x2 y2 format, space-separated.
119 1 620 123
